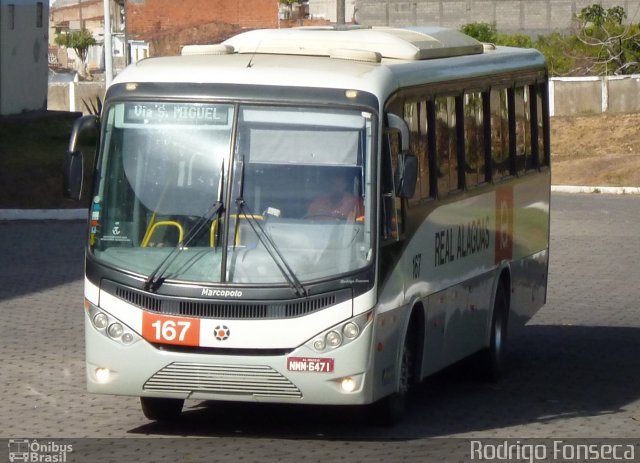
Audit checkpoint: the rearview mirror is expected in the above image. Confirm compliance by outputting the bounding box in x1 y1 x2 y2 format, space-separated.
395 153 418 199
63 115 99 200
386 113 417 198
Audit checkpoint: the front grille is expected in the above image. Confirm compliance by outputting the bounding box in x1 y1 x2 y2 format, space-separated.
143 362 302 398
104 280 350 320
178 294 337 319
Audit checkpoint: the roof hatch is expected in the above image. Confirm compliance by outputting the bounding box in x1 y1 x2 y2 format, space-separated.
220 26 483 61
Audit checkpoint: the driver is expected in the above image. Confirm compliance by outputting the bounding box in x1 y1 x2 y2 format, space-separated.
307 173 364 221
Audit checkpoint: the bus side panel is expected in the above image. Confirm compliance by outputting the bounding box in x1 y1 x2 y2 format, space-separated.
398 173 549 380
508 170 551 331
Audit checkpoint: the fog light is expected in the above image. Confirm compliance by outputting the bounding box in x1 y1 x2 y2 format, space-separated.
121 332 134 344
95 368 110 383
326 330 342 348
313 338 326 351
341 377 356 393
107 323 124 339
342 322 359 339
93 313 108 329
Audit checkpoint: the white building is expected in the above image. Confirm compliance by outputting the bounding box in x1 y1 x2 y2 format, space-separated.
309 0 357 23
0 0 49 115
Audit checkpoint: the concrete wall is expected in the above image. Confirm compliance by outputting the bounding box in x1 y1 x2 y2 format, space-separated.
48 81 106 114
607 76 640 113
0 0 49 115
550 75 640 116
353 0 640 35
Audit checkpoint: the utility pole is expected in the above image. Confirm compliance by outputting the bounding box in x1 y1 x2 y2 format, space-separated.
103 0 113 86
337 0 345 25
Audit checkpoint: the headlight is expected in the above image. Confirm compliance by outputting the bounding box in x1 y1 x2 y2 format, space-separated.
326 330 343 348
85 299 140 346
107 323 124 339
342 322 359 339
92 313 108 329
313 338 326 351
308 311 372 352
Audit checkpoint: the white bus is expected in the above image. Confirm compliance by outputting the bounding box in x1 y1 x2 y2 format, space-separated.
64 26 550 423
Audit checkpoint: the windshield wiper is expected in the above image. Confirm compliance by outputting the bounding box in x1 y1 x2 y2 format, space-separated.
234 157 307 298
143 199 224 292
144 162 225 292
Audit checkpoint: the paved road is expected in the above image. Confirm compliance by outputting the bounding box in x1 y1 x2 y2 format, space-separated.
0 193 639 461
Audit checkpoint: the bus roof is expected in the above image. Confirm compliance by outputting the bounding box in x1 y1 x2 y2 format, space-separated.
111 27 546 104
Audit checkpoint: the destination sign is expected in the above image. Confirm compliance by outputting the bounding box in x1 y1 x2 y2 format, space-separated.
124 103 230 126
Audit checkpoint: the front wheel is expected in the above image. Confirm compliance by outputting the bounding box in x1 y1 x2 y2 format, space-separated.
370 333 413 426
479 284 509 382
140 397 184 422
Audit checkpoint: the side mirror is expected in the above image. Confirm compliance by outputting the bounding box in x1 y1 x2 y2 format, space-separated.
63 115 99 200
386 113 417 198
394 153 418 199
386 113 410 152
63 150 84 200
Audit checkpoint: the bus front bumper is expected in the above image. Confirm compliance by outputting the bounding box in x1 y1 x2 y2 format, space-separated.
85 311 376 406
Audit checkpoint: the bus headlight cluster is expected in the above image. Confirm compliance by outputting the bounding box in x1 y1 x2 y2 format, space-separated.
86 299 140 346
309 311 372 353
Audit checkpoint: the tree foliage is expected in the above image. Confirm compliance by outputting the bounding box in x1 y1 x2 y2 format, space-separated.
54 29 97 65
460 4 640 76
460 22 497 43
573 4 640 75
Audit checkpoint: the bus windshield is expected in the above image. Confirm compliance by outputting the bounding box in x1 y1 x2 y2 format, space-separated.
90 102 374 286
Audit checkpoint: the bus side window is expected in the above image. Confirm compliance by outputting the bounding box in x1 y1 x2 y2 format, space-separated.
404 100 430 204
490 88 510 181
435 96 458 196
381 131 401 241
536 82 550 168
463 91 486 188
514 85 533 174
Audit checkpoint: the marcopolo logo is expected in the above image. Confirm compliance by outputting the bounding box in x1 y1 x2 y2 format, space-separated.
201 288 243 298
8 439 73 462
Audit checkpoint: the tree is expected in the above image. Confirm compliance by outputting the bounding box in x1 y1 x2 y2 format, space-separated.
574 4 640 75
279 0 299 20
55 29 97 77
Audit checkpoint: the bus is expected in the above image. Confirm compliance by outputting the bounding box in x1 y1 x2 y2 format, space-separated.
64 26 550 424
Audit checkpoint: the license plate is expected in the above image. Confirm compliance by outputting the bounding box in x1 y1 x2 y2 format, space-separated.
142 312 200 347
287 357 334 373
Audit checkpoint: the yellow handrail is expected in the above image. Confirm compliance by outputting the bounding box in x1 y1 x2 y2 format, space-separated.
141 220 185 247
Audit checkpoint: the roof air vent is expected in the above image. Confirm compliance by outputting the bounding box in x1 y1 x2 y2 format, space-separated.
330 48 382 63
181 44 235 56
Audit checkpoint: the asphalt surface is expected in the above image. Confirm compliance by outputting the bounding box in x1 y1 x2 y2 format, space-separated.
0 192 639 462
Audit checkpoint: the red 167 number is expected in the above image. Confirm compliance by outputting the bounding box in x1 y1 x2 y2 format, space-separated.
142 313 200 346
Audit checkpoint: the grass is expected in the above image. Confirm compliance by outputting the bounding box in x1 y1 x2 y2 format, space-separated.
0 111 94 209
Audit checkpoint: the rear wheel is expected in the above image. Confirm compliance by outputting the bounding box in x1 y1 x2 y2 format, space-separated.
480 283 509 382
140 397 184 422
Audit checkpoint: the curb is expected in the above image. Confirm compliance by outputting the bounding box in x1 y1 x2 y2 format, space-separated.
1 186 639 221
550 185 640 195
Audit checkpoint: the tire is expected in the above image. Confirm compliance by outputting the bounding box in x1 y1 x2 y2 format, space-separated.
140 397 184 422
480 283 509 382
370 331 414 426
